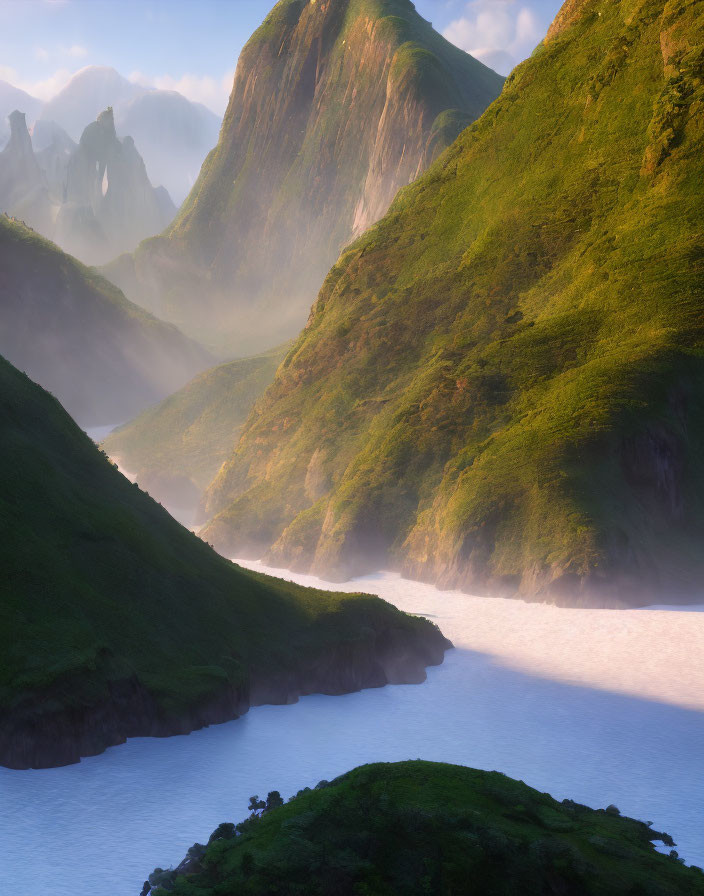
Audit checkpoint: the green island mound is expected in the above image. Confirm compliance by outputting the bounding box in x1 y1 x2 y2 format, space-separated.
103 0 503 353
144 760 704 895
0 356 449 769
201 0 704 607
0 215 211 426
102 343 290 523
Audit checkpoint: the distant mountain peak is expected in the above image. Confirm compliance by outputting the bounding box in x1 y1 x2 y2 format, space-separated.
106 0 504 351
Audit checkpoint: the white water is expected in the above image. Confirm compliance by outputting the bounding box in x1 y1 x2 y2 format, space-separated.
2 564 703 896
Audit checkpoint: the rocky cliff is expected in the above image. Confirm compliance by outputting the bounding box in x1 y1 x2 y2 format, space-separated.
54 107 175 264
0 106 177 265
0 81 41 146
104 0 503 352
199 0 704 607
0 111 52 232
39 66 221 204
32 119 77 200
0 354 449 769
0 216 211 425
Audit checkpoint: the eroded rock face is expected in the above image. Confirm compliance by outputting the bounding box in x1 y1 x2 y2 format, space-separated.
0 106 176 264
55 107 175 264
105 0 503 351
32 120 76 201
0 111 52 231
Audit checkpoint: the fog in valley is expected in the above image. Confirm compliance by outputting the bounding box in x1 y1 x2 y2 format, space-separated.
2 2 703 896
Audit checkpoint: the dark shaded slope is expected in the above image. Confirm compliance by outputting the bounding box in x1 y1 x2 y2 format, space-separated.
0 216 211 425
201 0 704 606
0 357 449 769
105 0 503 351
145 761 703 896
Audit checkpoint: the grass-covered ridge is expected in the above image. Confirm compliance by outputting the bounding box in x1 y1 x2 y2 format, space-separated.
0 215 210 425
201 0 704 606
147 760 704 895
0 355 448 768
108 0 503 353
102 343 290 522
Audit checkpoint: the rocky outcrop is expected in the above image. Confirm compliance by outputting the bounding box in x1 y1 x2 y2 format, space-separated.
0 81 41 146
0 110 52 231
54 107 175 264
105 0 503 352
0 105 177 265
39 66 222 204
0 622 450 770
32 119 77 201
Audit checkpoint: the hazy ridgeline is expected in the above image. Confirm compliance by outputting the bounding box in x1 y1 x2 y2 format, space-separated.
102 0 504 354
103 343 291 525
0 216 212 425
0 66 221 203
0 0 703 893
0 105 174 266
197 0 704 608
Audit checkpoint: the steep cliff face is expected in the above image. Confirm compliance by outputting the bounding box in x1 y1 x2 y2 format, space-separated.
0 106 176 266
38 66 222 204
0 216 211 425
0 355 449 769
54 107 175 264
0 81 41 146
32 120 77 200
200 0 704 607
0 111 52 232
106 0 503 352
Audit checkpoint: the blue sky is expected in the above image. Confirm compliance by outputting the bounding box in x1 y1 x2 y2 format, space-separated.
0 0 563 114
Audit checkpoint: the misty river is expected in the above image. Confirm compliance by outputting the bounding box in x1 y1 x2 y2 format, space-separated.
2 562 703 896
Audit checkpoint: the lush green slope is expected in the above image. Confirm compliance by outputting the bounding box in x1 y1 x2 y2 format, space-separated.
102 344 290 523
145 760 703 896
0 216 211 425
0 356 449 769
201 0 704 606
104 0 503 352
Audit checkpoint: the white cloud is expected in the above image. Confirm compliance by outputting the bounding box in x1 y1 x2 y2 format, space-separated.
443 0 542 75
64 44 88 58
34 47 50 62
0 64 73 101
129 69 234 115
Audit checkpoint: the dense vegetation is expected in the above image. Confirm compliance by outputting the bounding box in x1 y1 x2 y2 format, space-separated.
104 0 503 352
146 760 704 895
0 356 448 768
0 215 210 425
201 0 704 606
103 344 290 522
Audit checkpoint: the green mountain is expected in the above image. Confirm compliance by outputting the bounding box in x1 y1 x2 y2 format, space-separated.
200 0 704 606
103 0 503 353
102 343 290 523
0 356 449 769
0 215 211 425
145 760 703 896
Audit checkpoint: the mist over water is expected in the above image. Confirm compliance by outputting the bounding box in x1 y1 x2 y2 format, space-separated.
2 563 703 895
